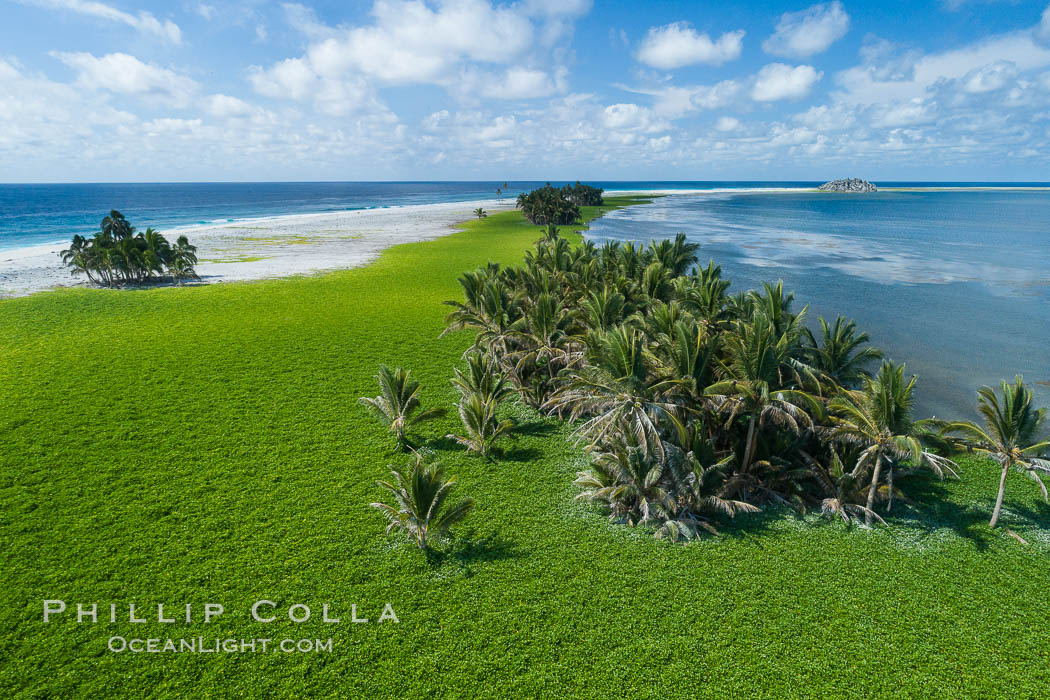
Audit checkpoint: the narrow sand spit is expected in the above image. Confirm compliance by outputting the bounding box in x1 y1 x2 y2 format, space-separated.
0 198 515 298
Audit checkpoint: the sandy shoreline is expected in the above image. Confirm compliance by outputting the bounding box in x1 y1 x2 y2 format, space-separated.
0 198 515 298
4 185 1049 298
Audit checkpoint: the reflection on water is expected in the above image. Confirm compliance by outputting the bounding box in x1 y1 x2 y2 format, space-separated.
586 190 1050 419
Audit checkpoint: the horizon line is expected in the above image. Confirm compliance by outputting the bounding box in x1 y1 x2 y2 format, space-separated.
4 179 1050 186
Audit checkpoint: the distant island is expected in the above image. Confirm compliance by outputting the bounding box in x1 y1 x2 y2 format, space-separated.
818 178 878 192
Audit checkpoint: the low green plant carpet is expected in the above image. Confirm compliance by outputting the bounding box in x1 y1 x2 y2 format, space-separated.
1 198 1047 697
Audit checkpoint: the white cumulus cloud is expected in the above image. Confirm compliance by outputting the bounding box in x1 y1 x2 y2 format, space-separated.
752 63 822 101
52 52 197 105
961 61 1018 93
836 32 1050 105
872 99 938 127
762 2 850 58
304 0 536 83
617 79 742 118
636 23 745 69
601 103 668 133
715 116 741 131
251 0 585 110
204 94 255 118
249 57 317 100
476 67 567 100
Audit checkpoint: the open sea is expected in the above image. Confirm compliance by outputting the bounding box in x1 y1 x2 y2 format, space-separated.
1 181 1048 419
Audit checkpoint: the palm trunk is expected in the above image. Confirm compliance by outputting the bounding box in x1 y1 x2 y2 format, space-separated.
887 465 895 512
866 453 884 526
989 460 1010 528
741 412 758 471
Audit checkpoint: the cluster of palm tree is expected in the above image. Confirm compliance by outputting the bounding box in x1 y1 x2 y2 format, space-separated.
60 210 199 287
362 358 516 551
446 352 515 459
441 227 994 539
560 181 604 206
359 361 518 458
516 184 582 225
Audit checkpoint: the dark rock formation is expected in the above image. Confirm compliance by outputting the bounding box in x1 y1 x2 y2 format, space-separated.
818 178 877 193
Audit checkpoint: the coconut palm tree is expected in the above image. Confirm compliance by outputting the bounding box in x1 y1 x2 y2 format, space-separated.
60 234 96 284
575 433 675 527
826 362 958 524
649 317 717 403
804 316 883 389
545 325 686 462
443 274 524 356
447 392 514 459
359 365 446 451
648 233 700 276
580 285 628 332
802 449 885 525
743 281 797 335
474 207 487 219
705 310 821 477
675 260 731 327
371 453 474 550
169 235 199 285
101 210 134 241
451 351 514 405
945 377 1049 527
141 227 171 279
575 431 757 540
662 430 760 538
508 291 578 402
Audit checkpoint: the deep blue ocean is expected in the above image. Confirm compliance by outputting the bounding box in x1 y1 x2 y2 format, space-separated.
1 181 1047 419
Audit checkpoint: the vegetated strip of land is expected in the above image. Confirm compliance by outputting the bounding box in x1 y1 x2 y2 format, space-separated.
1 197 517 298
0 196 1047 697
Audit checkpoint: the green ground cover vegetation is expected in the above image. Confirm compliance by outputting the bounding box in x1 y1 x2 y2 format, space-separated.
2 196 1048 697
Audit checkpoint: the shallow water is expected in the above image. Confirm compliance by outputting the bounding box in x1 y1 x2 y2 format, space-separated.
6 180 1040 251
585 190 1050 420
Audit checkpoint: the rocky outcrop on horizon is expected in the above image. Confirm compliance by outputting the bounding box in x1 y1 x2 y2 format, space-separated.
818 178 877 193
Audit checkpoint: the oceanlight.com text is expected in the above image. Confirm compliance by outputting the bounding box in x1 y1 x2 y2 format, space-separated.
108 637 333 654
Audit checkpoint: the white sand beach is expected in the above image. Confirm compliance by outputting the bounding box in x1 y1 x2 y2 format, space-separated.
0 198 515 298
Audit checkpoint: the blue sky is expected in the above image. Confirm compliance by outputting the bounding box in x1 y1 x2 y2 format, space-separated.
3 0 1050 182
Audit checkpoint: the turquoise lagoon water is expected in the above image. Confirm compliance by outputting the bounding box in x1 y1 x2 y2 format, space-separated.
586 189 1050 420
